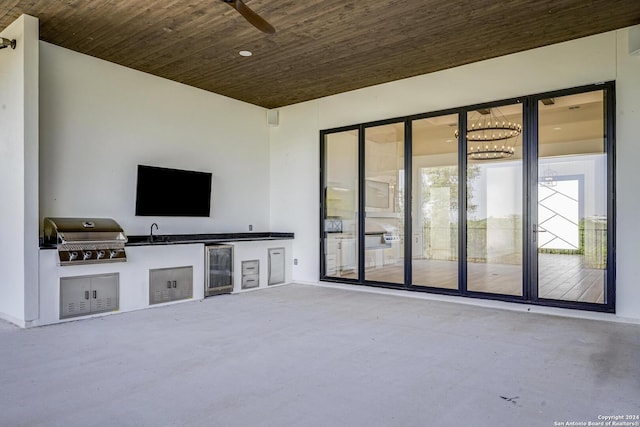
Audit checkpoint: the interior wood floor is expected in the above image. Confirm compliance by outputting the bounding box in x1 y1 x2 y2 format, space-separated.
335 254 605 304
538 254 605 303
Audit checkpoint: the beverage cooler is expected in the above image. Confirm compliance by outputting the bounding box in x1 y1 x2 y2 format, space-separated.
205 244 233 296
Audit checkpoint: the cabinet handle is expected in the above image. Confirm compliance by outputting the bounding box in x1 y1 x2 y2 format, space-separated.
85 291 90 300
167 281 172 289
93 290 97 299
172 280 177 288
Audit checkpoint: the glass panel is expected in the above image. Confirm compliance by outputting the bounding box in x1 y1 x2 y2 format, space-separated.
537 90 607 304
466 104 523 296
411 114 459 289
323 130 359 280
364 123 405 284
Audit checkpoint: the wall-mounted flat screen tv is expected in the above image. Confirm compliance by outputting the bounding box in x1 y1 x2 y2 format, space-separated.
135 165 212 217
365 179 390 209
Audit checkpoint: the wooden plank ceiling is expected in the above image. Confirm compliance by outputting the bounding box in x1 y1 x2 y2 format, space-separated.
1 1 639 108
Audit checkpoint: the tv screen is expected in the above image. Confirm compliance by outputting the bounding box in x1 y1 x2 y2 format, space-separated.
135 165 212 217
365 180 389 209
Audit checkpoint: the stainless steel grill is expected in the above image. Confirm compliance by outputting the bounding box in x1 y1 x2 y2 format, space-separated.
43 217 128 266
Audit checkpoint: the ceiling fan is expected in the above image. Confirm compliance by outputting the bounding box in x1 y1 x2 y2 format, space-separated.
220 0 276 34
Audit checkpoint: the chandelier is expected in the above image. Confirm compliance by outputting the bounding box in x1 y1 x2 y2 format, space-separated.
455 107 522 160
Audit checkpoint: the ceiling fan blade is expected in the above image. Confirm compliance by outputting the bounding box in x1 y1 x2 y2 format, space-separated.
222 0 276 34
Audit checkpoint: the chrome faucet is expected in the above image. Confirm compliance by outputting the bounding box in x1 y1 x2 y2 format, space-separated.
150 223 159 242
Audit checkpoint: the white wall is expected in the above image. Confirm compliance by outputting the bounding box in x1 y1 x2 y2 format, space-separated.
0 15 39 326
316 32 616 130
270 27 640 321
39 42 270 236
269 102 320 282
614 28 640 319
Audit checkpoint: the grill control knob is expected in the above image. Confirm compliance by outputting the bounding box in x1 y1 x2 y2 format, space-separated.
83 251 92 260
109 250 118 259
69 252 79 261
97 250 106 260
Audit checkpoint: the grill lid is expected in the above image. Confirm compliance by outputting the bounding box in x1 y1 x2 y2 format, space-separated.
43 217 128 245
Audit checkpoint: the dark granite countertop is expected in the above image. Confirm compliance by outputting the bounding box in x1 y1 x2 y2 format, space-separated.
39 232 294 249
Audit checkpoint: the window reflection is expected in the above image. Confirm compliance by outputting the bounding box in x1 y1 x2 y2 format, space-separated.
323 130 359 279
412 114 459 289
537 90 607 304
466 104 523 296
363 123 405 284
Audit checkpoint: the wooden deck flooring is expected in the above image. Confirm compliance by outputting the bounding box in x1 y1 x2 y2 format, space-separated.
334 253 605 304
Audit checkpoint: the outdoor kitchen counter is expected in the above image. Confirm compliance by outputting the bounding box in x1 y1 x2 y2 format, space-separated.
39 232 294 248
35 233 295 327
126 232 294 246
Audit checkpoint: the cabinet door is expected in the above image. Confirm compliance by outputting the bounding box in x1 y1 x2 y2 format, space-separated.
149 269 173 305
268 248 285 286
90 274 119 314
171 267 193 301
339 239 357 272
60 277 92 319
150 267 193 304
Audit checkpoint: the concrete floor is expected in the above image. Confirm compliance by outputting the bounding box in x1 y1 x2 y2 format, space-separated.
1 284 639 427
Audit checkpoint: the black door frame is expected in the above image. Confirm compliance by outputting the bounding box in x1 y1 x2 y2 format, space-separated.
455 96 529 303
528 82 616 312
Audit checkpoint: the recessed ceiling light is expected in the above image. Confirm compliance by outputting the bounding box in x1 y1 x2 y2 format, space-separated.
239 50 253 57
445 139 453 143
553 127 562 131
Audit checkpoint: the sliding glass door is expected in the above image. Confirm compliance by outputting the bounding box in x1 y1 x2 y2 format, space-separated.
465 103 524 297
322 129 359 281
534 88 611 306
320 83 614 313
411 114 459 290
364 122 405 284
